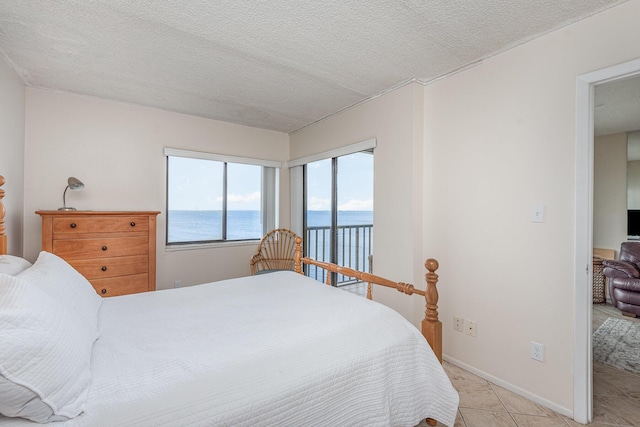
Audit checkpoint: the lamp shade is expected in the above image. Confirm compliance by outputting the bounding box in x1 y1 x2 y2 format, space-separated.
67 177 84 191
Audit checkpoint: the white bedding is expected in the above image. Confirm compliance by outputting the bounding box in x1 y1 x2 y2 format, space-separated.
0 271 458 426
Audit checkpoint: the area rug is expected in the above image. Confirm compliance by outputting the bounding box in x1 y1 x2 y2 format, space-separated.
593 317 640 375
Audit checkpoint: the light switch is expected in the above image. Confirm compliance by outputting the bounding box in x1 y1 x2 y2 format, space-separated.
531 205 545 223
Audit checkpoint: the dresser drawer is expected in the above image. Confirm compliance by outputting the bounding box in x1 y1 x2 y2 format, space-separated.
90 274 149 297
67 255 148 279
53 216 149 234
53 236 148 259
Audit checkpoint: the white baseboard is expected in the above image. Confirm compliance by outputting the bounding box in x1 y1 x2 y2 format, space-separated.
443 355 574 420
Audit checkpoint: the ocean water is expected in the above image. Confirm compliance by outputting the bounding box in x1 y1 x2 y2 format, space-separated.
168 210 263 242
307 210 374 227
168 210 373 242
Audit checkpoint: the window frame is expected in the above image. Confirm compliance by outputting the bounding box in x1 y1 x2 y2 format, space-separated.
302 150 374 285
288 138 376 283
164 148 281 249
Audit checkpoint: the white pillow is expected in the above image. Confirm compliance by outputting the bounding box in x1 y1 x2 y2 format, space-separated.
0 255 32 276
17 251 102 338
0 274 93 423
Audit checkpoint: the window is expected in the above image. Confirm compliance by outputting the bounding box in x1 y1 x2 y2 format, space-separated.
304 150 373 285
165 148 280 245
289 139 376 284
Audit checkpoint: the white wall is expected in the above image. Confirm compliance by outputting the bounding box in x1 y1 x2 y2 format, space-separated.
423 0 640 415
289 83 426 322
23 89 290 288
594 133 627 253
0 55 25 255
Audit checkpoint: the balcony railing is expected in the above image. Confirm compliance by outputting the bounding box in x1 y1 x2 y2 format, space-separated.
305 224 373 286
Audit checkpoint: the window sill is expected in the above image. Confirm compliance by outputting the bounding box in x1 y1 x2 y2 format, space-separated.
165 240 259 252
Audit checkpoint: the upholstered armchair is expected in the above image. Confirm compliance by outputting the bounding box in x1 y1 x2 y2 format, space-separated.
602 242 640 317
250 229 301 275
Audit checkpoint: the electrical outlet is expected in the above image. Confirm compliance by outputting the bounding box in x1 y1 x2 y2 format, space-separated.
174 280 182 288
454 316 463 332
531 341 544 362
464 319 477 337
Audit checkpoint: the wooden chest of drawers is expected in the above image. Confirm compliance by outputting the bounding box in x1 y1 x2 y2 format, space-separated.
36 211 160 297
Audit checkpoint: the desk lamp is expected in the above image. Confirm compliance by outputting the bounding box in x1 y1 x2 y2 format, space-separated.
58 177 84 211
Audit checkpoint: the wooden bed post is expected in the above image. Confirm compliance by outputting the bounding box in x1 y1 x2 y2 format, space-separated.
294 236 303 274
422 259 442 364
0 175 6 255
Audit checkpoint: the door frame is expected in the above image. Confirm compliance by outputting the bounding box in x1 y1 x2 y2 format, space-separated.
574 58 640 424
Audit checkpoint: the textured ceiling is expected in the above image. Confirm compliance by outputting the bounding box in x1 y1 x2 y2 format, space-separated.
595 76 640 137
595 75 640 160
0 0 629 133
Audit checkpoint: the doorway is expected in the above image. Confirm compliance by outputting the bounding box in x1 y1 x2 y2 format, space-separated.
575 58 640 424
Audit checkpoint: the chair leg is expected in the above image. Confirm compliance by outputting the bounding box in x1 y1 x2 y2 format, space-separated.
621 311 638 318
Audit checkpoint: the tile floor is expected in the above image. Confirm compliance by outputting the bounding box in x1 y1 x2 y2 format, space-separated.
414 303 640 427
340 284 640 426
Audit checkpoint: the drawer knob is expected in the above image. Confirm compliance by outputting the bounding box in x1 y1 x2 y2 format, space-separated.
101 288 107 295
102 246 108 251
101 266 107 271
70 223 77 228
130 222 136 227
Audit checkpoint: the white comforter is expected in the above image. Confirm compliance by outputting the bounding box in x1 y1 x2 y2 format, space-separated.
1 271 458 426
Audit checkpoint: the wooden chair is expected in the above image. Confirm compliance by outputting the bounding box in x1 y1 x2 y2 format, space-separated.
250 228 301 275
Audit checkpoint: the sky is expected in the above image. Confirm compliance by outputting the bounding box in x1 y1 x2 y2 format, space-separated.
306 151 373 211
168 151 373 211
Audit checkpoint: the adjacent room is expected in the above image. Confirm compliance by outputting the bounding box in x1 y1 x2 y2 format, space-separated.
2 1 640 426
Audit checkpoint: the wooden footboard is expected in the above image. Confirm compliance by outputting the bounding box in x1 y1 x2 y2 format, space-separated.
0 175 7 255
293 237 443 363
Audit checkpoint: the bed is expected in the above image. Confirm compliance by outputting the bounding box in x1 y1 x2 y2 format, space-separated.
0 175 459 427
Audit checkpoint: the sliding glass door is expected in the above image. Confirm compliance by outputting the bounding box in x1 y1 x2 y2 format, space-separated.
304 150 373 285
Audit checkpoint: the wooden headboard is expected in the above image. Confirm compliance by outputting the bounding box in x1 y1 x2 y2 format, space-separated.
0 175 6 255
